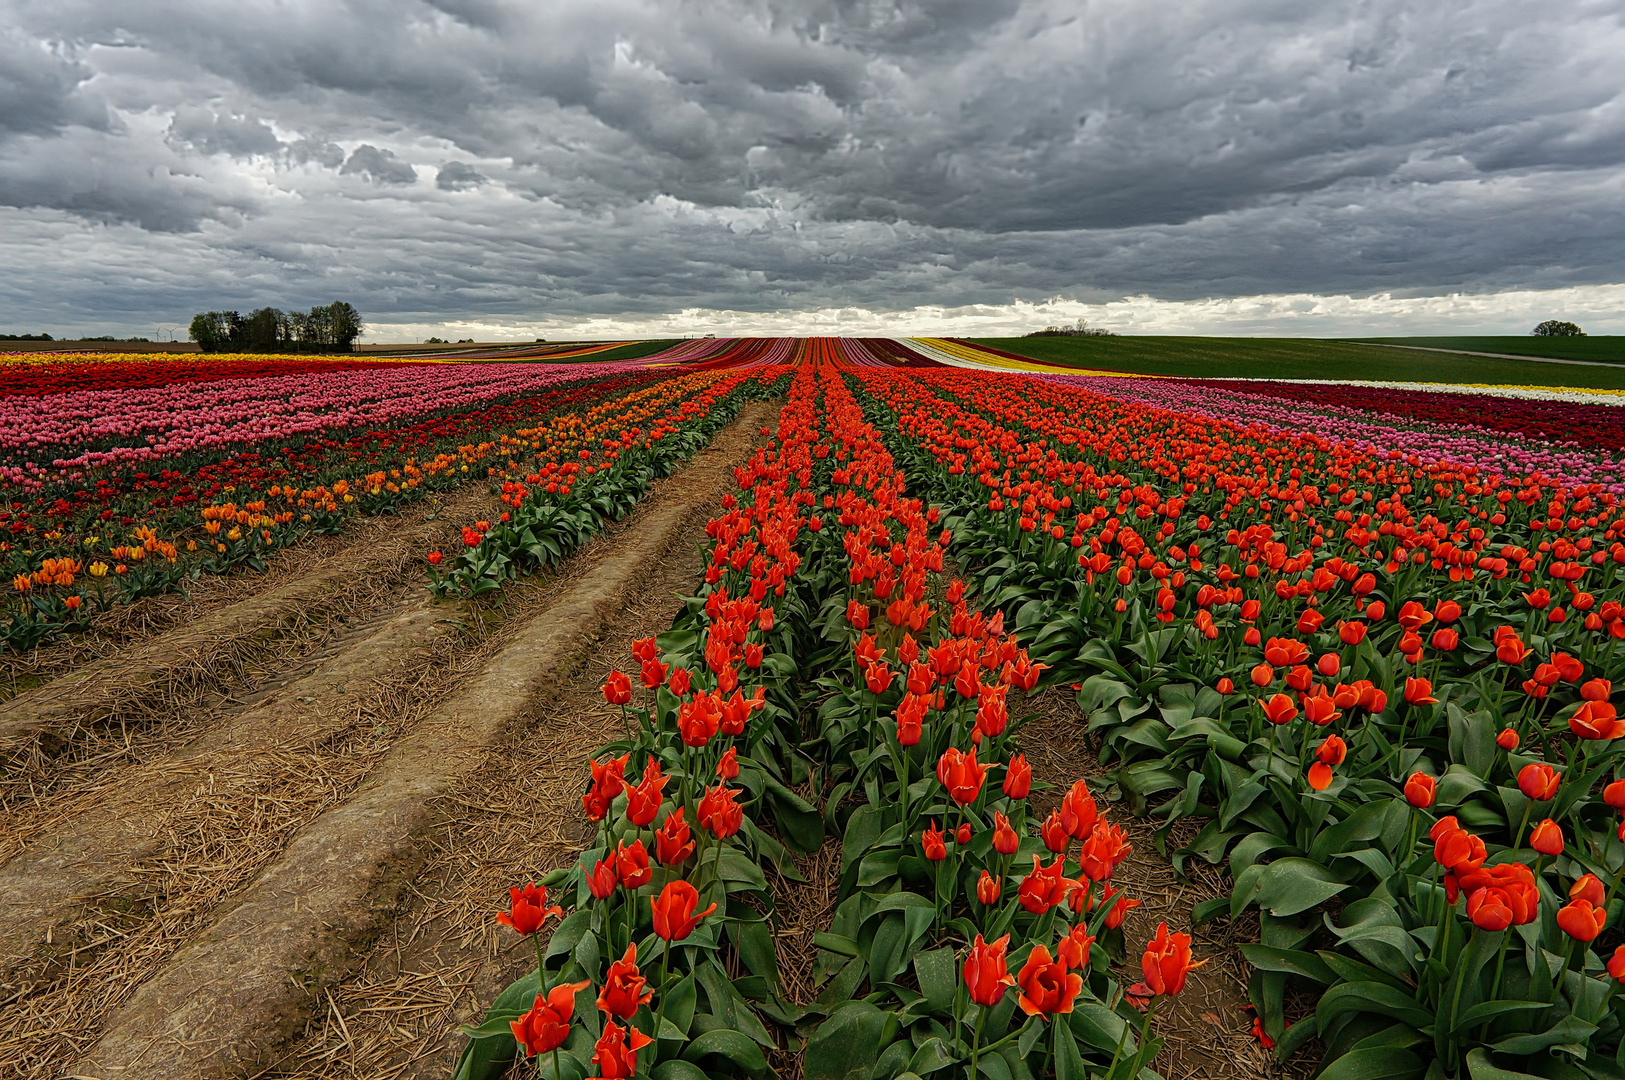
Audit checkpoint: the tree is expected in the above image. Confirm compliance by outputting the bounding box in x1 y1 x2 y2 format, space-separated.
189 311 240 352
187 301 363 352
1533 320 1584 337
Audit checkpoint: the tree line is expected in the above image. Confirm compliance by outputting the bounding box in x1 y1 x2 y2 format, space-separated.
188 301 364 353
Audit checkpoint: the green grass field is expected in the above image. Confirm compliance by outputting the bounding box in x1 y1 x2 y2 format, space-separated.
965 336 1625 390
1350 336 1624 364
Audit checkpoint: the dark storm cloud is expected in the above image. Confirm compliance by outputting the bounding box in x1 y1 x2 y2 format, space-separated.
341 144 418 185
435 161 485 190
0 0 1621 332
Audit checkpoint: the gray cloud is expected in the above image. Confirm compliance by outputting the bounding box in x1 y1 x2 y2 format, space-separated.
436 160 485 190
167 106 280 157
341 144 418 185
0 0 1621 331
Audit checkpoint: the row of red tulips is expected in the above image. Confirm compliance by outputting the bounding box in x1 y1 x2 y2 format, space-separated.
460 359 1205 1080
841 366 1625 1078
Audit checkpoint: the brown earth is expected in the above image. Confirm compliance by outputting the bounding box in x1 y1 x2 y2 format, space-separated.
0 403 775 1080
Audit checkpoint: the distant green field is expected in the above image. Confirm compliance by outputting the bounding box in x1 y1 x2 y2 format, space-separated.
965 336 1625 390
553 339 682 363
1350 337 1624 364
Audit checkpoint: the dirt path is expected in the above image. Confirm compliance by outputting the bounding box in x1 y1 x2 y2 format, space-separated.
237 407 775 1080
0 403 775 1080
1020 689 1284 1080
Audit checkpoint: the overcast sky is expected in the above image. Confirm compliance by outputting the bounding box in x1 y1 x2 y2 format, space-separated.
2 0 1622 340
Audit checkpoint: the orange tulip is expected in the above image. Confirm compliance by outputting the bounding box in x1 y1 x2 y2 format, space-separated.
1404 772 1436 809
596 944 653 1019
1517 762 1560 801
963 933 1016 1007
1016 944 1084 1018
1003 754 1032 799
1141 922 1207 996
510 980 590 1057
650 880 715 941
496 882 563 936
1529 818 1564 856
1558 899 1607 942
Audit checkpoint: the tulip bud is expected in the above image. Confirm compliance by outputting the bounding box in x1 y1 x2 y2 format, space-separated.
1403 772 1436 808
1529 818 1564 856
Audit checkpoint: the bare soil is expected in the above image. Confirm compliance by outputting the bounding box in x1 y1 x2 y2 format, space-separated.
0 404 774 1080
248 406 776 1080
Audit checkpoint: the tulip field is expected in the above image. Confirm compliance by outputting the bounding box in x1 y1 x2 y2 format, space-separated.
3 338 1625 1080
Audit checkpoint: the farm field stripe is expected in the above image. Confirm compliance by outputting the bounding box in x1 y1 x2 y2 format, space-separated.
0 598 463 984
0 483 505 752
0 482 504 769
61 404 774 1080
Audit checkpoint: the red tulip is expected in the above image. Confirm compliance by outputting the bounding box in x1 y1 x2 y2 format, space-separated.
1041 809 1070 853
1609 946 1625 982
894 693 927 746
1496 728 1520 751
1058 779 1098 839
1558 899 1607 942
587 858 618 899
1141 922 1206 996
1529 818 1564 856
589 1020 653 1080
1057 924 1097 969
1017 854 1078 914
1467 887 1514 931
1404 772 1436 809
496 882 563 936
625 759 668 826
1016 944 1084 1018
976 871 1002 905
992 811 1020 855
654 808 695 865
865 661 893 694
922 820 948 861
1003 754 1032 799
1517 762 1560 801
596 943 653 1019
1261 694 1298 725
846 599 870 629
697 784 743 839
716 746 739 780
651 880 716 941
614 839 652 889
604 670 632 706
1570 873 1606 907
937 746 991 805
1079 821 1133 882
1403 677 1438 706
962 933 1016 1007
511 980 590 1057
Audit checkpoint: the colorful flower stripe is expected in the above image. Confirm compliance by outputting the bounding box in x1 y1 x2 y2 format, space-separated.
1179 378 1625 450
1040 372 1625 494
